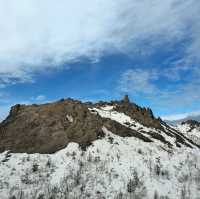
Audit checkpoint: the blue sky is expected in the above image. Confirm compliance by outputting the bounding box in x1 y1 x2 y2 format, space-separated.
0 0 200 120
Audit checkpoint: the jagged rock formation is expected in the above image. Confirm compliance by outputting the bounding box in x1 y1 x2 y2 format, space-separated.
0 96 199 153
94 95 162 129
115 95 162 130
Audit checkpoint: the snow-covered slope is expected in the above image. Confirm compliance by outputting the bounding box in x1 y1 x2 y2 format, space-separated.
90 106 199 149
0 105 200 199
177 121 200 145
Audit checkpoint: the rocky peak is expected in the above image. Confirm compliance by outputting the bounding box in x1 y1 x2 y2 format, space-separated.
114 97 161 130
122 95 130 104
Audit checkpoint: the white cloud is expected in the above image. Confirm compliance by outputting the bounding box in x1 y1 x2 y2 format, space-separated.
0 0 199 84
35 95 46 101
161 113 191 121
119 65 200 112
119 69 159 95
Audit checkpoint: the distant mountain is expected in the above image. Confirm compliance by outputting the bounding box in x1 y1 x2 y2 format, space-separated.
176 120 200 145
164 114 200 125
0 96 200 199
181 120 200 127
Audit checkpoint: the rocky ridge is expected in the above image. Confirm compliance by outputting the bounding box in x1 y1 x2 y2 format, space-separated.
0 96 199 153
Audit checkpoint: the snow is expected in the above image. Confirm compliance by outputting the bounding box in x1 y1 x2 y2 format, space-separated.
66 114 74 123
0 106 200 198
0 128 200 198
89 106 192 149
176 123 200 145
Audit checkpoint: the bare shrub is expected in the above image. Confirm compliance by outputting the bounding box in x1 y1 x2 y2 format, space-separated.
114 192 124 199
32 163 39 173
154 190 159 199
127 170 147 199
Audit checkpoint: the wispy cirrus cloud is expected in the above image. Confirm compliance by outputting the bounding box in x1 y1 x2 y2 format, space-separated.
0 0 199 85
119 69 159 95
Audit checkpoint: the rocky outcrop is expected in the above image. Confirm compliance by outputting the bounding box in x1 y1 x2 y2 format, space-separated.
0 96 198 153
0 99 105 153
95 95 162 130
115 96 162 130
